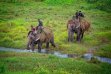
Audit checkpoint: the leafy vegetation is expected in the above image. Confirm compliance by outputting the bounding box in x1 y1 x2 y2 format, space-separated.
87 0 111 12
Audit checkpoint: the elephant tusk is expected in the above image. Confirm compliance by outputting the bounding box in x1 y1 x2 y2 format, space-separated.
36 37 40 41
76 23 80 28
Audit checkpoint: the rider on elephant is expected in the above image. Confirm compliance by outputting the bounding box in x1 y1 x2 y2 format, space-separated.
75 10 84 19
78 11 84 18
36 19 43 33
72 11 85 28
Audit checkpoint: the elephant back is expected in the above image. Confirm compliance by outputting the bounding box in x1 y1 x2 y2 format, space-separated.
38 27 54 42
80 19 90 31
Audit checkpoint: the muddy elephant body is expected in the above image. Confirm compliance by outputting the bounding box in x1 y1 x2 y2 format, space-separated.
27 27 55 52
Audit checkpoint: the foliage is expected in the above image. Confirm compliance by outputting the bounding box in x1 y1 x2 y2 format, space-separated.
87 0 111 12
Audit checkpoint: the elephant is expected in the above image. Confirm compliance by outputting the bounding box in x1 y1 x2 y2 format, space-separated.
27 27 56 52
67 17 90 42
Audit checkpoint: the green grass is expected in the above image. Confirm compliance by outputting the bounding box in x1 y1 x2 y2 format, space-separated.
0 51 111 74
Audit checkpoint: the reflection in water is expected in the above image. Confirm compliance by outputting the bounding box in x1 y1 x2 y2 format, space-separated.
0 47 111 64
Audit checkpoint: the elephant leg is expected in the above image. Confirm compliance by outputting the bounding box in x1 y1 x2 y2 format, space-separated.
68 30 74 42
76 31 81 42
27 42 30 50
79 33 82 42
79 30 84 41
68 30 71 42
27 40 31 50
46 42 49 48
50 37 56 47
38 42 42 52
31 42 35 52
76 34 79 41
70 31 74 42
81 32 84 39
51 42 56 47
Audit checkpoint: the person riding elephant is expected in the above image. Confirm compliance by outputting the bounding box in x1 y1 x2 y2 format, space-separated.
75 10 84 19
78 11 84 18
75 10 79 19
36 19 43 33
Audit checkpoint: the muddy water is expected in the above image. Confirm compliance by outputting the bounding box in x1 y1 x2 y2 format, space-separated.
0 47 111 64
